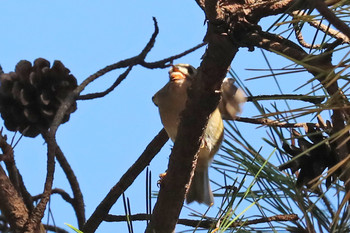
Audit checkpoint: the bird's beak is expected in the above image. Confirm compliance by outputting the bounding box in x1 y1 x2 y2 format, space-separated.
170 66 186 81
170 72 186 81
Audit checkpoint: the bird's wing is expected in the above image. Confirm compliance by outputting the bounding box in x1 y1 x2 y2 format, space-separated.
218 78 246 120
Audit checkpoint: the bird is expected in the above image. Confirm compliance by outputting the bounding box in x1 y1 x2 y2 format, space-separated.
152 63 245 205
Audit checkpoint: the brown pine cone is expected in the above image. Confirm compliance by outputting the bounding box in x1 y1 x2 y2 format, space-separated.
0 58 77 137
280 125 337 188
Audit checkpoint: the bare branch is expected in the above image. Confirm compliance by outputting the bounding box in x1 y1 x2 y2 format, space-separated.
78 66 133 100
82 129 169 233
75 18 159 95
294 25 324 49
245 30 308 61
140 42 207 69
32 188 74 204
55 145 85 228
247 94 325 104
23 131 56 233
106 213 298 229
0 132 34 212
235 116 320 128
221 0 295 24
30 140 86 230
292 11 350 44
231 214 299 227
0 165 29 231
309 0 350 40
48 18 159 135
77 42 206 100
0 133 18 190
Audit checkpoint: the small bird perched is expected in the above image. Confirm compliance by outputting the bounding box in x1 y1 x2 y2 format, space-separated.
152 64 245 206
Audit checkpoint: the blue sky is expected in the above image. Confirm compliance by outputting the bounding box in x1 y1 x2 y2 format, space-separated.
0 1 327 232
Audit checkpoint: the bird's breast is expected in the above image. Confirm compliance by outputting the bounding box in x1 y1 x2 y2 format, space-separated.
153 82 188 141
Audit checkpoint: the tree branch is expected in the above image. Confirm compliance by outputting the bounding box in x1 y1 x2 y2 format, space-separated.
146 13 239 233
54 145 85 229
82 128 169 233
75 18 159 96
247 94 325 104
235 116 320 128
0 132 34 212
48 18 159 135
32 188 74 205
77 66 133 100
140 42 207 69
106 213 299 229
23 131 56 233
0 165 29 231
309 0 350 40
77 41 206 100
293 23 324 49
77 42 207 100
220 0 295 24
292 11 350 45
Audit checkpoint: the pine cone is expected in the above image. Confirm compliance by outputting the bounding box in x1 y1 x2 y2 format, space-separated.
279 124 337 188
0 58 77 137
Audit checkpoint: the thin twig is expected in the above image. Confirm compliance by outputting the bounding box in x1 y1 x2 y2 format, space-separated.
232 214 299 227
23 131 56 233
32 188 74 204
308 20 350 44
294 24 324 49
49 18 159 135
78 66 133 100
235 116 320 128
247 94 325 104
105 213 299 228
75 18 159 95
309 0 350 40
140 42 207 69
292 10 350 44
82 129 169 233
0 132 34 211
0 165 29 231
0 133 20 191
77 42 206 101
54 145 85 229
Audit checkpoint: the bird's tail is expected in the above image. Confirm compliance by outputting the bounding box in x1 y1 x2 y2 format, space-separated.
186 169 213 206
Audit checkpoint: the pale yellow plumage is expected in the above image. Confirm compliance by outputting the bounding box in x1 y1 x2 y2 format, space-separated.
152 64 245 205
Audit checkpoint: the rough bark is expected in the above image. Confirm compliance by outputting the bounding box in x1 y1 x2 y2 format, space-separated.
0 165 29 232
83 129 169 233
146 9 239 233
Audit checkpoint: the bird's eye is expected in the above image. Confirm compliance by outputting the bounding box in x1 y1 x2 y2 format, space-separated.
187 68 195 76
